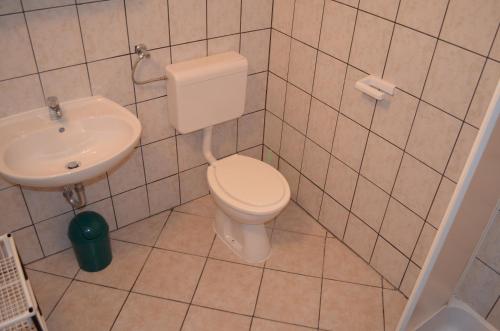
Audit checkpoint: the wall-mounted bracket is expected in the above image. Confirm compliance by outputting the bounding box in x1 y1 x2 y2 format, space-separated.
355 75 395 100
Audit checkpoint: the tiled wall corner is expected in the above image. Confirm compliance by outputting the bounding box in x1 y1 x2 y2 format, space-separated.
264 0 500 293
0 0 271 262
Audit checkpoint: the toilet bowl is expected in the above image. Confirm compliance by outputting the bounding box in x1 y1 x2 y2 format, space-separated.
207 154 290 263
164 51 290 263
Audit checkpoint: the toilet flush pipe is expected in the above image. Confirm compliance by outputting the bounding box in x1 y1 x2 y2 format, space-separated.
203 126 217 166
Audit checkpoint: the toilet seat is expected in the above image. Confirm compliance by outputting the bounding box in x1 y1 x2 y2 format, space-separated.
207 154 290 216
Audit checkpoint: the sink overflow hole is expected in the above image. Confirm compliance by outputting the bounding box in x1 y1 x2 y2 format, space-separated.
66 161 80 170
59 127 65 133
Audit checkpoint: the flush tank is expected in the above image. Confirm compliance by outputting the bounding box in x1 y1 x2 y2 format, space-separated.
165 52 248 134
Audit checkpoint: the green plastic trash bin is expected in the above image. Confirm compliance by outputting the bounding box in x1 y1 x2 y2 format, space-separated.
68 211 112 272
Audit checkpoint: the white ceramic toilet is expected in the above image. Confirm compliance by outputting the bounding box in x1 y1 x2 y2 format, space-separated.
165 52 290 263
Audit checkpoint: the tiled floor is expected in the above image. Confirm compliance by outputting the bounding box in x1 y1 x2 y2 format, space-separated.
25 195 407 331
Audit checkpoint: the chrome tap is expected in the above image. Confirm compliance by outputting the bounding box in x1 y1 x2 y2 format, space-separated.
47 96 62 119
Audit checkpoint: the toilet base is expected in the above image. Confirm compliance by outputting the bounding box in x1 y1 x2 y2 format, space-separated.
213 208 271 263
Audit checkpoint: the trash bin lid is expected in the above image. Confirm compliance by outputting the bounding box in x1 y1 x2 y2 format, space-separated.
69 211 109 241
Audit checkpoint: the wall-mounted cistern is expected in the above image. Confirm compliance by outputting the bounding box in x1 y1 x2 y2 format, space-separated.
47 96 63 119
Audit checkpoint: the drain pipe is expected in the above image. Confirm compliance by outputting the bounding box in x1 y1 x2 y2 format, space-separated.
203 126 217 165
63 183 86 208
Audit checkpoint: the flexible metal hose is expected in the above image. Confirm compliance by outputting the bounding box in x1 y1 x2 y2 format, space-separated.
131 50 168 85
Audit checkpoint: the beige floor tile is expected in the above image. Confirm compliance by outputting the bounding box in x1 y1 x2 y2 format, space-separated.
27 270 71 316
193 259 262 315
251 318 316 330
320 279 383 331
27 248 79 278
323 238 381 287
174 194 217 218
110 211 170 246
76 240 150 290
266 230 324 277
255 269 321 328
182 305 251 331
209 236 265 267
274 201 326 236
112 293 188 331
47 281 127 331
133 249 205 302
156 212 215 256
383 289 407 331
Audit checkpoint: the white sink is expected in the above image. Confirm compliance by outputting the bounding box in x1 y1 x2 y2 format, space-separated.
0 96 142 188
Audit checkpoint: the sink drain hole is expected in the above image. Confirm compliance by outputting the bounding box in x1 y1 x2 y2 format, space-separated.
66 161 80 170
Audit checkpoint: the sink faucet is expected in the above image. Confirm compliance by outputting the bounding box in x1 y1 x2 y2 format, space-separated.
47 96 62 119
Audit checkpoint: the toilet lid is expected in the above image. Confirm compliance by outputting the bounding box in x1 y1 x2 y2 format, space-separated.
213 155 287 207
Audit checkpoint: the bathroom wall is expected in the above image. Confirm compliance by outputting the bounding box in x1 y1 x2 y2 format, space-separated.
456 209 500 328
0 0 271 262
264 0 500 293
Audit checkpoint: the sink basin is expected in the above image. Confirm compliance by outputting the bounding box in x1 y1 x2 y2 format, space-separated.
0 96 142 187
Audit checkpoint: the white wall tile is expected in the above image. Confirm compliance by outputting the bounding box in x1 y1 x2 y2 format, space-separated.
113 185 149 227
242 0 272 32
278 159 300 200
324 157 358 209
0 74 44 118
26 6 84 71
143 138 178 183
427 177 455 228
107 148 146 195
319 193 349 238
237 110 265 151
245 72 267 114
441 0 500 56
349 12 393 76
422 42 485 120
0 0 22 14
22 187 72 223
331 115 368 171
208 34 240 55
279 123 305 170
80 198 117 231
207 0 240 38
83 174 110 205
393 154 441 218
306 98 338 152
288 40 317 93
292 0 324 47
397 0 448 37
272 0 294 35
412 223 436 267
313 53 346 110
35 211 75 256
384 25 436 97
284 83 311 134
240 29 271 74
177 130 205 171
301 139 330 188
171 40 207 63
445 124 478 182
406 102 461 173
269 30 291 80
12 226 43 264
78 0 129 62
180 164 209 203
0 14 37 81
0 186 32 233
40 64 91 102
266 73 286 119
371 89 419 149
344 213 377 261
147 175 180 214
264 111 283 153
137 96 174 145
380 199 424 257
125 0 170 52
169 0 206 45
297 175 323 219
352 176 389 231
371 237 409 286
22 0 73 10
319 1 356 62
359 0 399 21
340 66 376 128
88 55 135 106
400 262 420 297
